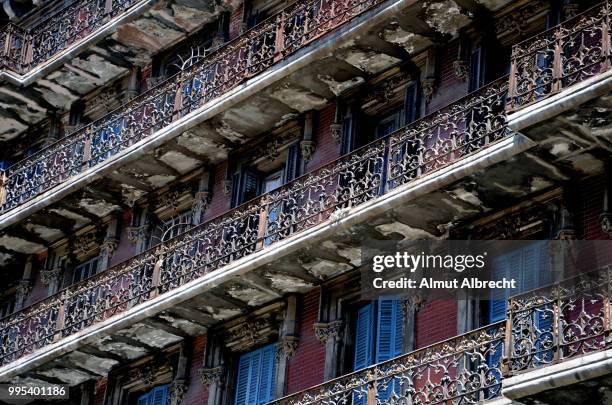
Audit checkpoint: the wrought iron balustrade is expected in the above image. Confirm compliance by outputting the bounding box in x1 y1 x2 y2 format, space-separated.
0 78 512 368
0 0 143 73
269 266 612 405
0 0 389 215
507 266 612 374
508 0 612 110
271 323 506 405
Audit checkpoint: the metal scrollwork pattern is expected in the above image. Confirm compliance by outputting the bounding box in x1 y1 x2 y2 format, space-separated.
0 0 386 216
509 0 612 110
508 267 610 373
388 77 511 189
0 0 141 73
270 324 505 405
0 76 515 368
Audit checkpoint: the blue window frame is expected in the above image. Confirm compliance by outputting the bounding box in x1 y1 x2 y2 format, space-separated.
488 241 552 368
353 299 404 403
234 343 276 405
137 384 169 405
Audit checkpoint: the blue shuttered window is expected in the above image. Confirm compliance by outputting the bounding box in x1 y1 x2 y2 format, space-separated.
353 303 375 371
488 241 551 369
234 344 276 405
353 299 405 403
488 241 550 323
137 384 169 405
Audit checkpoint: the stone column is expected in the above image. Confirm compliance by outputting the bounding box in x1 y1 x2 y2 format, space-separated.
127 208 150 254
98 217 119 271
314 320 344 381
202 334 227 405
300 111 316 167
168 343 191 405
126 67 141 101
401 296 423 352
191 172 211 225
275 295 299 398
15 257 34 310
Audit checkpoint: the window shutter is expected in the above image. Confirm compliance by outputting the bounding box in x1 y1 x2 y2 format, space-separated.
393 300 404 357
489 254 509 323
151 385 168 405
246 350 261 405
354 302 375 371
235 344 277 405
137 392 150 405
257 344 276 404
235 353 251 405
404 82 419 125
285 142 300 182
469 46 483 92
375 299 395 363
241 167 262 205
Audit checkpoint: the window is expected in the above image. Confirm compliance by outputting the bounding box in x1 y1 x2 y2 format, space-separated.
149 211 193 248
353 299 404 403
375 111 401 140
403 81 420 126
231 142 300 208
72 257 99 284
137 384 169 405
68 100 85 127
234 344 276 405
487 241 551 368
0 296 15 318
469 45 485 92
353 299 404 371
488 241 551 323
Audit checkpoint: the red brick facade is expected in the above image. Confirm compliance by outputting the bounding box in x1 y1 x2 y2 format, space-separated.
286 289 325 395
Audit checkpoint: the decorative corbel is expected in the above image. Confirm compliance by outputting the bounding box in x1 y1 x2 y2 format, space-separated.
40 267 62 286
199 366 225 387
601 162 612 237
275 335 300 362
300 111 316 163
167 379 189 405
330 100 343 145
452 60 469 82
313 320 344 344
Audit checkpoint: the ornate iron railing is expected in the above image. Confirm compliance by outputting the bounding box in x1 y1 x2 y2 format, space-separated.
508 0 612 110
0 0 144 73
0 0 389 215
272 323 506 405
270 266 612 405
0 78 511 367
507 266 612 374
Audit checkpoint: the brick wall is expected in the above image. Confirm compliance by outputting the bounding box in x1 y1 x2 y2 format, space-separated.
109 209 136 268
286 289 325 395
229 2 244 40
578 175 609 240
304 104 341 173
183 334 208 405
93 378 107 405
204 161 231 221
427 41 468 114
415 300 457 349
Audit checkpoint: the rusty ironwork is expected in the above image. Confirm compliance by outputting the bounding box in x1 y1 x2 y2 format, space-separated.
271 323 506 405
0 0 142 73
0 76 513 368
0 0 388 215
507 266 612 373
508 0 612 110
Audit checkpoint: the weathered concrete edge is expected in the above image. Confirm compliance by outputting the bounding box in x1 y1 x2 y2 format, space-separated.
0 0 414 231
502 348 612 400
507 69 612 132
0 0 157 86
0 133 532 381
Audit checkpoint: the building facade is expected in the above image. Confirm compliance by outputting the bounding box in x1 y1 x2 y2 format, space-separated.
0 0 611 403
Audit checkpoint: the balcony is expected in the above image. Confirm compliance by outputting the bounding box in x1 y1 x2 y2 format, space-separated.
0 0 153 83
2 0 612 386
0 0 409 231
0 76 516 377
269 266 612 405
1 0 610 233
